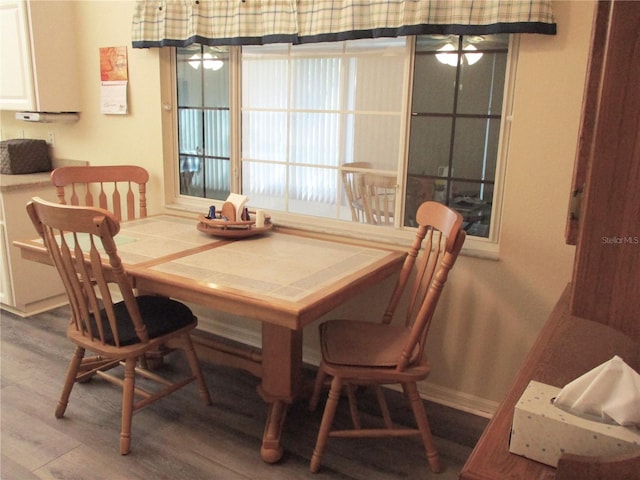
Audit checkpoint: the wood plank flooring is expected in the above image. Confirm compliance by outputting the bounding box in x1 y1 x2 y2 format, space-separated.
1 306 487 480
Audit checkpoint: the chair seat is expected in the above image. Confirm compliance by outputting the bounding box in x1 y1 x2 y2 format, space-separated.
320 319 419 368
90 295 196 347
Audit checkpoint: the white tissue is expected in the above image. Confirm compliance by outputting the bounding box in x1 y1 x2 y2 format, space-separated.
226 193 248 222
553 355 640 426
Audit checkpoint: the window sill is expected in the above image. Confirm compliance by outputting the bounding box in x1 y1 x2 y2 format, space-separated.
164 201 500 261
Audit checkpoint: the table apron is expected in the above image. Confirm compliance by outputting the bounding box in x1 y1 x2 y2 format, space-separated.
133 277 302 330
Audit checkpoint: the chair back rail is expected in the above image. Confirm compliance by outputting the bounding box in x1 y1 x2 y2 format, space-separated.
50 165 149 221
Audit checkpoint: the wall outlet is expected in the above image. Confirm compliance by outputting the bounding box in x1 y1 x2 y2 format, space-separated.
47 132 55 145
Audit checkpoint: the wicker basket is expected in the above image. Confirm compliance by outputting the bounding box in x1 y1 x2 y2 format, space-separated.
0 139 51 175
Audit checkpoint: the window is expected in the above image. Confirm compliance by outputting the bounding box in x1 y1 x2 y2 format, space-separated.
241 39 406 221
174 34 512 241
176 46 231 198
406 35 508 237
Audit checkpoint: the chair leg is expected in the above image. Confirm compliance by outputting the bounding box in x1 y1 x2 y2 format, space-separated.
404 382 441 473
56 346 85 418
120 357 136 455
309 364 328 412
374 385 393 429
310 376 342 473
181 335 212 406
346 383 362 429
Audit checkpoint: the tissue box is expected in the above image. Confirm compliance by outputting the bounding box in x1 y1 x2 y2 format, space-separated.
509 381 640 467
0 139 51 174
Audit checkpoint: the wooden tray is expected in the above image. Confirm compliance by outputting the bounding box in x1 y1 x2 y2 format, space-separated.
196 213 273 238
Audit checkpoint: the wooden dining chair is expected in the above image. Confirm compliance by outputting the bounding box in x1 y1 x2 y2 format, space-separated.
308 201 466 473
50 165 149 221
359 173 397 225
340 162 372 222
26 197 211 455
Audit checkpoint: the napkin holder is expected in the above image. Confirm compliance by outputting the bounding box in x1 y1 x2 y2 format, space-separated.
509 380 640 467
197 209 272 238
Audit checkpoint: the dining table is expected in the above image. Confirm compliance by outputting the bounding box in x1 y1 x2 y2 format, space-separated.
14 213 406 463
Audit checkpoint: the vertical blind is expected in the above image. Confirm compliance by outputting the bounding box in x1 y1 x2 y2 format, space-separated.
132 0 556 48
240 40 406 220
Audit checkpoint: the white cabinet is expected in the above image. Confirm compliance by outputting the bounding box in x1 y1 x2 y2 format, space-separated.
0 0 80 112
0 221 11 306
0 174 67 316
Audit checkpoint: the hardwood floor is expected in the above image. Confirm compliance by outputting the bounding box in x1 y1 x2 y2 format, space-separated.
1 306 487 479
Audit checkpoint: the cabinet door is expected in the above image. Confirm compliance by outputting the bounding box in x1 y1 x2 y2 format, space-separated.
1 183 68 315
570 0 640 343
0 221 15 306
0 0 80 112
0 0 36 111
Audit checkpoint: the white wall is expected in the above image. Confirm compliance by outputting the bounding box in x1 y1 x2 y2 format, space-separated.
0 1 596 415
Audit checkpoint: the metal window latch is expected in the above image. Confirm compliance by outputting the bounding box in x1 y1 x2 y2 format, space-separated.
569 185 584 221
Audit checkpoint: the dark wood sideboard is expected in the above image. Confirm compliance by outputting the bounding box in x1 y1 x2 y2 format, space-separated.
462 1 640 477
459 285 640 480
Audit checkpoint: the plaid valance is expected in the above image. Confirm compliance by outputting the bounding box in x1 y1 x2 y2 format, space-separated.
131 0 557 48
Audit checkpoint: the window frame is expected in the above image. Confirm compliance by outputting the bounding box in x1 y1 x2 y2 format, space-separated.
239 39 411 225
162 36 520 257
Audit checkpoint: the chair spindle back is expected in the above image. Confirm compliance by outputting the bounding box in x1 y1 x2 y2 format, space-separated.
381 201 465 371
51 165 149 221
26 197 148 347
340 162 372 222
359 173 397 225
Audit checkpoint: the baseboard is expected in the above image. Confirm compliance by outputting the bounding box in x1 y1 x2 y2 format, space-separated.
417 383 498 419
1 295 69 318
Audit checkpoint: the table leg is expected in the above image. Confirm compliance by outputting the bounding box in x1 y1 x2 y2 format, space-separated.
257 324 303 463
261 400 288 463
